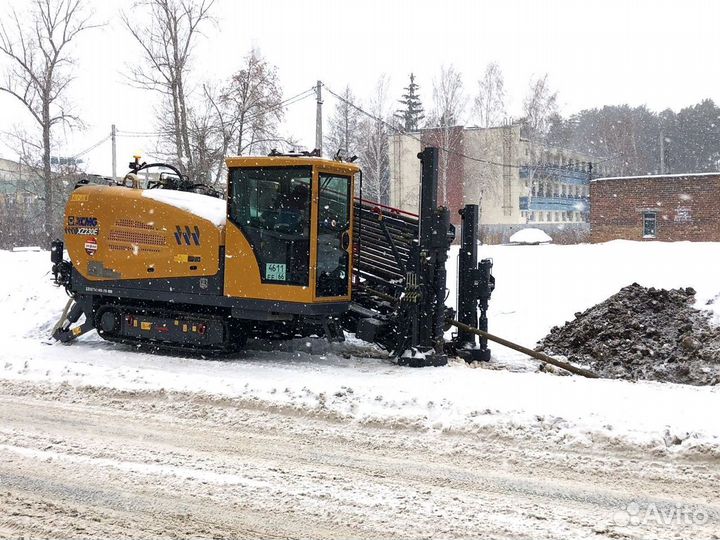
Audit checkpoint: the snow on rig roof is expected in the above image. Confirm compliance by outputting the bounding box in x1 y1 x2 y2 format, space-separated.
592 171 720 182
142 188 227 227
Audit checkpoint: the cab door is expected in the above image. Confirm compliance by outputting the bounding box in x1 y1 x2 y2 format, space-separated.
315 172 352 299
224 165 315 304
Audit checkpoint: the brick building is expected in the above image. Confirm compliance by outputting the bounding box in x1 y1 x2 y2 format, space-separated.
590 172 720 242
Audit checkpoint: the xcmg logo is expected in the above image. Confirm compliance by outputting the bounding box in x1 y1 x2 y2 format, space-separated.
67 216 98 227
174 225 201 246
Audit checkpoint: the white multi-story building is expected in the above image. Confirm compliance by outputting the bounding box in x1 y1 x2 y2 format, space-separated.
389 124 606 229
0 157 34 203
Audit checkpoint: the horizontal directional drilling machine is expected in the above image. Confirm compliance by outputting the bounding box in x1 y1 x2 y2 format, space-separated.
51 147 495 367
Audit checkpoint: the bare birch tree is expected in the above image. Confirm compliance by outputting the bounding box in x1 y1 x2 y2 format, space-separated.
122 0 214 178
324 85 361 159
519 74 559 214
428 65 466 206
200 83 235 185
186 95 224 184
179 50 289 188
220 48 285 157
0 0 95 241
474 62 506 128
358 77 391 203
522 73 558 138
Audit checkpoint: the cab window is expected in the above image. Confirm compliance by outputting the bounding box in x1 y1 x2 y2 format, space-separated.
316 173 351 297
229 166 312 285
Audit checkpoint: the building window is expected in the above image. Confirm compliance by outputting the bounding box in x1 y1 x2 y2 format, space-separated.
643 212 657 238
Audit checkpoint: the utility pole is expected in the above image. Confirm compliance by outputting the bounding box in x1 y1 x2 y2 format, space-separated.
659 129 666 174
111 124 117 178
315 80 323 155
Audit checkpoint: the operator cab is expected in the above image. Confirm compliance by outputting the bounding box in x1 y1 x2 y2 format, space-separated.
224 155 358 307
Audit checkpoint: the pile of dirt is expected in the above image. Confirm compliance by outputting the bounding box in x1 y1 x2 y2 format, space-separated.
537 283 720 385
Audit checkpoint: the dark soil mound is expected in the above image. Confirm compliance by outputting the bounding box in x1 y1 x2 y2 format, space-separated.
537 283 720 385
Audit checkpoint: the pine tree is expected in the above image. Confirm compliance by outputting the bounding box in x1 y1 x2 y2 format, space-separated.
394 73 425 132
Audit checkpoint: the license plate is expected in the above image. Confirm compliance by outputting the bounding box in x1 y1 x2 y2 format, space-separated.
265 263 286 281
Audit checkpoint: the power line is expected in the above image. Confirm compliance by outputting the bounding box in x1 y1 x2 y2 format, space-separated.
117 130 168 136
323 84 516 168
115 86 317 140
272 86 317 110
323 83 601 179
215 86 316 127
71 135 112 160
116 131 169 138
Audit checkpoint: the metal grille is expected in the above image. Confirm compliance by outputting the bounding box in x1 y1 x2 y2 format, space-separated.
108 229 166 246
115 218 155 230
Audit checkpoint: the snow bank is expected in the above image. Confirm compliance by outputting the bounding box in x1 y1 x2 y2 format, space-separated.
2 339 719 452
509 227 552 244
2 242 720 454
142 189 226 227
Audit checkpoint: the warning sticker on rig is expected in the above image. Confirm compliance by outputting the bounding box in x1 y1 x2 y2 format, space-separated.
84 237 98 256
265 263 286 281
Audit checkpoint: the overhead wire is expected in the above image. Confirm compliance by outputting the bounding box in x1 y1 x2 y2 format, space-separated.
323 83 602 180
324 84 520 169
115 86 317 140
70 134 112 160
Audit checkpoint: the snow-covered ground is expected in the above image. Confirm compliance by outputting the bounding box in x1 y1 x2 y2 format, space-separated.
2 241 720 455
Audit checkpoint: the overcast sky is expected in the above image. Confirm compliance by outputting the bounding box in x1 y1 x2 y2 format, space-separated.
1 0 719 176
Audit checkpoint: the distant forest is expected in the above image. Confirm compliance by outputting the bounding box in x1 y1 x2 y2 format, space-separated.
544 99 720 177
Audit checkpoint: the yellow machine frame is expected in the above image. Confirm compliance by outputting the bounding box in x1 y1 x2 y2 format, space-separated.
64 156 358 310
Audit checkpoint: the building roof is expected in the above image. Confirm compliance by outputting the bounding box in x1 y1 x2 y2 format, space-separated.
592 171 720 182
0 157 21 171
0 158 24 184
